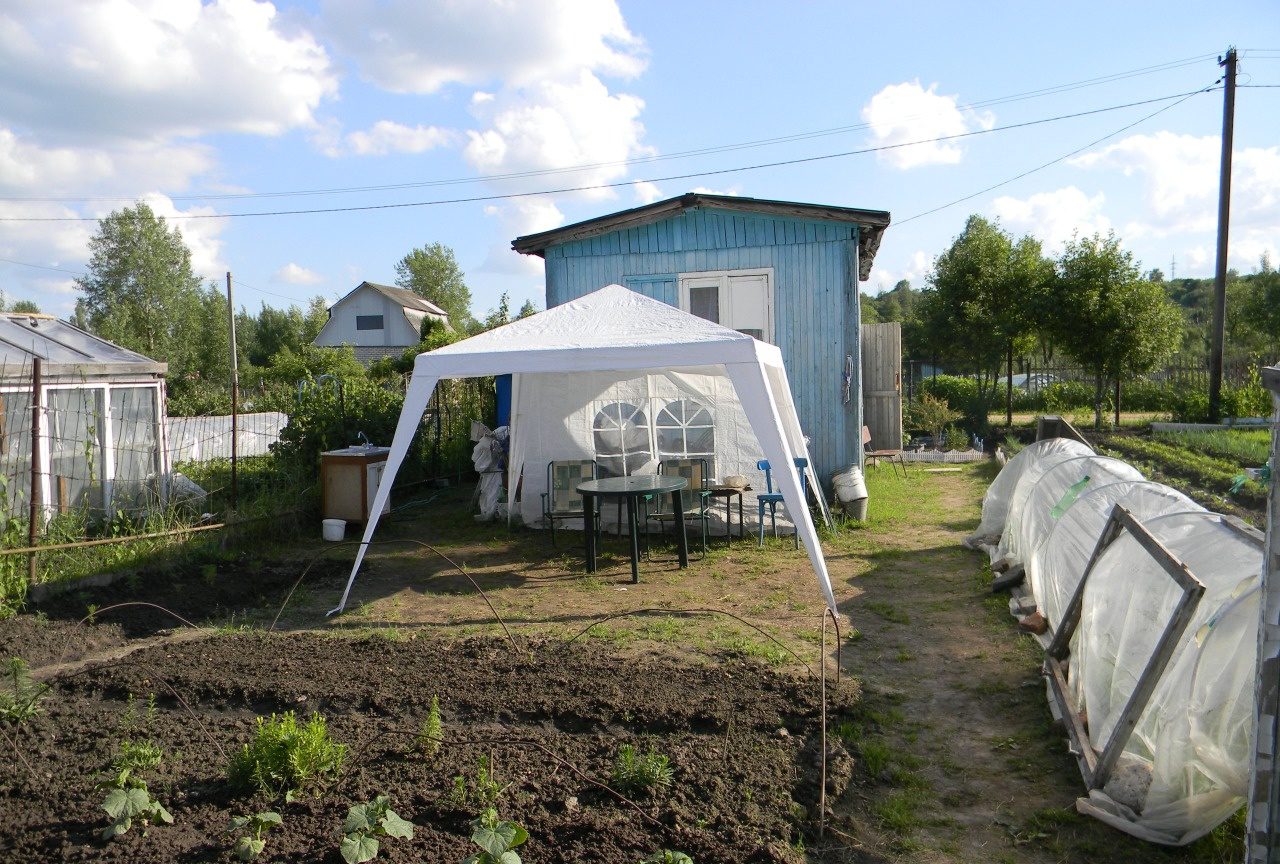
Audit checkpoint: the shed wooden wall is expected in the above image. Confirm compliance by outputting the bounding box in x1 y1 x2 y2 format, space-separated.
542 206 864 482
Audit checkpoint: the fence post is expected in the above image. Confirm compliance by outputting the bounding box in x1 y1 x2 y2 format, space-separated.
27 358 40 584
226 272 239 511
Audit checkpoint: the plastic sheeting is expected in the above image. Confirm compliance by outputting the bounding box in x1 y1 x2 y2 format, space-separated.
971 438 1264 845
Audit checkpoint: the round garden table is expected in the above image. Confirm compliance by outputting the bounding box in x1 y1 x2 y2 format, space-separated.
577 475 689 583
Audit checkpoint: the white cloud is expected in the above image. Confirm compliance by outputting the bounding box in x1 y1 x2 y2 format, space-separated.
632 181 663 204
1071 132 1280 270
129 194 228 282
689 185 743 197
861 81 994 170
320 0 644 95
870 249 931 293
991 186 1112 252
0 0 337 143
273 262 324 285
479 198 563 276
463 70 648 197
339 121 457 157
0 128 214 195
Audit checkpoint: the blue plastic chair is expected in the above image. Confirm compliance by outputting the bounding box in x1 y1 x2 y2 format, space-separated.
756 457 808 548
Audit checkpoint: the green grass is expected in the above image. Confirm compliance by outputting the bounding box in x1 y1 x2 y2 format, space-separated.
865 601 910 625
1153 427 1270 465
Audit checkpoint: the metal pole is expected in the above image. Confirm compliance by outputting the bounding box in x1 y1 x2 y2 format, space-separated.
27 358 40 584
1208 47 1237 422
226 272 239 510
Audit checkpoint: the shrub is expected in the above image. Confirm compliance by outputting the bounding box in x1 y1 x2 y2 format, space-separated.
904 394 962 446
1039 380 1096 413
612 743 674 796
917 375 979 409
228 711 347 800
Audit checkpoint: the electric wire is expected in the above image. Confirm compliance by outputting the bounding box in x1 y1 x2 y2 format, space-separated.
0 53 1219 205
0 88 1221 223
897 82 1213 225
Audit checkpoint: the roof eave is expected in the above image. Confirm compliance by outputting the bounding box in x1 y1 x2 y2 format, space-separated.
511 193 891 280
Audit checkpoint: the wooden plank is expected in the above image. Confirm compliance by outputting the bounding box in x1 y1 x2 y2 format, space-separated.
1046 656 1098 784
1047 509 1125 659
1114 505 1203 593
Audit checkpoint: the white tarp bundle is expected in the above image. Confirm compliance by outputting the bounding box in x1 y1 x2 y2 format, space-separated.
971 438 1264 844
330 285 837 615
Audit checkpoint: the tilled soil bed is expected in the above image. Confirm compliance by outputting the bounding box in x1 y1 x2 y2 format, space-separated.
2 632 857 863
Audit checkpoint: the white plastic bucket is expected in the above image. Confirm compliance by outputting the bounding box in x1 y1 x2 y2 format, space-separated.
321 518 346 542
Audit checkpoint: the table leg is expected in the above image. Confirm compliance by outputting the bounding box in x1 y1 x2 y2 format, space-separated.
723 495 731 541
584 492 597 573
737 493 744 539
672 490 689 568
626 495 640 584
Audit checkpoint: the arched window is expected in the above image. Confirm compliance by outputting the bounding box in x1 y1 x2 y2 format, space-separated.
592 402 651 477
655 399 714 470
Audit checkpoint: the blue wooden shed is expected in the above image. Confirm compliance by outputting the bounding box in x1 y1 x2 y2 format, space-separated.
512 193 891 487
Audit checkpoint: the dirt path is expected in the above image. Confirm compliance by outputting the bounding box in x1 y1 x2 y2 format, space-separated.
828 469 1234 864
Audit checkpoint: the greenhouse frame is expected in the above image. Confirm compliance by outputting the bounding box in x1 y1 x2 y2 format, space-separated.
0 313 168 521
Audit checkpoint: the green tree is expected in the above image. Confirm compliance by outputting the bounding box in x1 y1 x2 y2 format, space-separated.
9 300 40 314
481 292 511 332
516 299 538 319
915 215 1053 428
394 243 473 331
1240 254 1280 350
1048 233 1184 428
75 202 205 361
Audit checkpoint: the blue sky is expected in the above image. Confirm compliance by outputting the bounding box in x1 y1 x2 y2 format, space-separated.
0 1 1277 323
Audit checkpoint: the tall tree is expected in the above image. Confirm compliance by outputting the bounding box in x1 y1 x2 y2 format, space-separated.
516 299 538 319
75 202 204 361
916 215 1052 426
393 242 473 330
1048 233 1184 428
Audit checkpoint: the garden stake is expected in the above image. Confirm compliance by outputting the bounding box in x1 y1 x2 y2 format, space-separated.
819 609 828 840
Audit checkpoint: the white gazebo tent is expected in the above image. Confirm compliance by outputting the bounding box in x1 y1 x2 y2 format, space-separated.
331 284 837 615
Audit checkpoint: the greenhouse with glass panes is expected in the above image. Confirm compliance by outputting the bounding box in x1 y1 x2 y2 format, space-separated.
0 313 168 523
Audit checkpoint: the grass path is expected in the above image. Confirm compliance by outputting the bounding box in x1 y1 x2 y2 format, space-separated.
828 464 1242 863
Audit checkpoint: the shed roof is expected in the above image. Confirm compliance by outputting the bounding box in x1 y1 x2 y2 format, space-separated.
349 281 448 317
511 193 892 280
0 314 166 377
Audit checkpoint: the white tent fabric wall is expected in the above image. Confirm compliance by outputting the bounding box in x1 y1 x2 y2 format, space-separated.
330 285 838 617
507 368 823 532
971 440 1265 844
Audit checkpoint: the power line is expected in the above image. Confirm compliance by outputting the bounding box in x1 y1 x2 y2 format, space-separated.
0 257 82 276
0 88 1219 224
897 85 1209 225
0 53 1218 205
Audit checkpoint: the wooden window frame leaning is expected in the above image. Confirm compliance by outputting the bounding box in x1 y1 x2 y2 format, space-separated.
1043 503 1208 791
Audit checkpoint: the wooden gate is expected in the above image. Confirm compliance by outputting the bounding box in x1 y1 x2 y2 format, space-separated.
861 322 902 451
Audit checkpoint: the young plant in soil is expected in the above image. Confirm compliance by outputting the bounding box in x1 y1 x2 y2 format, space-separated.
0 656 48 724
339 794 414 864
612 743 674 797
417 695 443 759
463 808 528 864
229 811 283 861
639 852 693 864
450 755 507 809
98 738 173 839
228 711 347 801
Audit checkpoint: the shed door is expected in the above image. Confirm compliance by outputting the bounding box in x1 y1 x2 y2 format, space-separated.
860 322 902 451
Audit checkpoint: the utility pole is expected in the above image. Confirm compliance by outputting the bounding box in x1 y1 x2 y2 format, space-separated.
1208 47 1237 422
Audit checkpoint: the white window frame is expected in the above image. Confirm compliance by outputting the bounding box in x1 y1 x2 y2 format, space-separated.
677 268 775 344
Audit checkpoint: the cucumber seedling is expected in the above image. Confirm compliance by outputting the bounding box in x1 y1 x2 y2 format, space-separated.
339 794 414 864
229 811 282 861
463 808 528 864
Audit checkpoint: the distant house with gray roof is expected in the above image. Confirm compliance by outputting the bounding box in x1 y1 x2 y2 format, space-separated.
313 281 450 365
